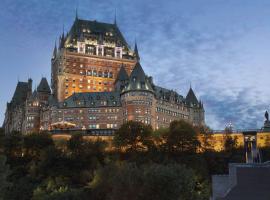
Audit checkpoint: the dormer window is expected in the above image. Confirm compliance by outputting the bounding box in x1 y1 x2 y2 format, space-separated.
86 45 95 55
77 42 85 54
115 47 122 58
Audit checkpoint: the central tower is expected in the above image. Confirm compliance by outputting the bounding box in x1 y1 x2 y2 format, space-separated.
51 15 138 102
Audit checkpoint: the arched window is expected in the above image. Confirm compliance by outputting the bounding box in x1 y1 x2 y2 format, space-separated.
93 70 97 77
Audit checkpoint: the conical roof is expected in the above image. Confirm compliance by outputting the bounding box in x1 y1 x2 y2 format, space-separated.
186 87 198 104
37 78 51 93
115 65 129 82
122 62 154 94
134 41 140 61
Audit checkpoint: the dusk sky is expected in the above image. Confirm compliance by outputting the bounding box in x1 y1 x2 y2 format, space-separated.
1 0 270 130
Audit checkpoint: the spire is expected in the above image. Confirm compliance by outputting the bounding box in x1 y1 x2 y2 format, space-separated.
116 64 129 82
186 87 199 105
53 40 57 58
114 8 117 25
59 27 66 49
75 6 78 20
134 40 140 61
62 24 65 38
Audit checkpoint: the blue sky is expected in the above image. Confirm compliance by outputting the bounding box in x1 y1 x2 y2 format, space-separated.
1 0 270 130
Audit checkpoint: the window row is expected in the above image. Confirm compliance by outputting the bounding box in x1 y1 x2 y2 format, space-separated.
156 107 186 117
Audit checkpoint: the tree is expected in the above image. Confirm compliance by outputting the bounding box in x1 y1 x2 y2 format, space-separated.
224 135 237 152
32 176 87 200
2 132 23 166
23 133 54 160
90 163 209 200
194 125 214 151
65 133 107 185
165 120 200 154
113 121 153 152
0 155 11 200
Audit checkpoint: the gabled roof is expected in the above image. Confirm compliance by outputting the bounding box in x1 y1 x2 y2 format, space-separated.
122 62 154 94
115 65 129 82
37 78 51 93
11 81 29 106
186 87 198 104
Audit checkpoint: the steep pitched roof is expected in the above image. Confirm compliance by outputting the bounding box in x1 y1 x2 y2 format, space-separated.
186 87 198 104
115 65 129 82
122 62 154 94
66 18 130 50
29 90 38 101
61 92 121 108
37 78 51 93
11 81 29 106
134 41 140 61
155 86 184 103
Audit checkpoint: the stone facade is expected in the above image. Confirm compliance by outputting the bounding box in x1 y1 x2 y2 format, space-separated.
3 16 205 135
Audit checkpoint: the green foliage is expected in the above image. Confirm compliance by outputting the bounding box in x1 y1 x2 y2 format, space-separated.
113 121 153 152
32 177 72 200
91 163 209 200
23 133 54 161
0 155 11 200
2 121 248 200
3 176 36 200
224 135 237 152
164 120 200 154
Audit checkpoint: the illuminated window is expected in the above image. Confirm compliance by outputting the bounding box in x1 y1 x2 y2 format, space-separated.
87 71 92 76
109 72 113 78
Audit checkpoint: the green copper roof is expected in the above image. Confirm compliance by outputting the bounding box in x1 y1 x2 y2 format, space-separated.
66 18 130 49
154 86 184 103
10 81 29 106
61 92 121 108
115 65 129 82
37 78 51 93
122 62 154 94
186 87 199 104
